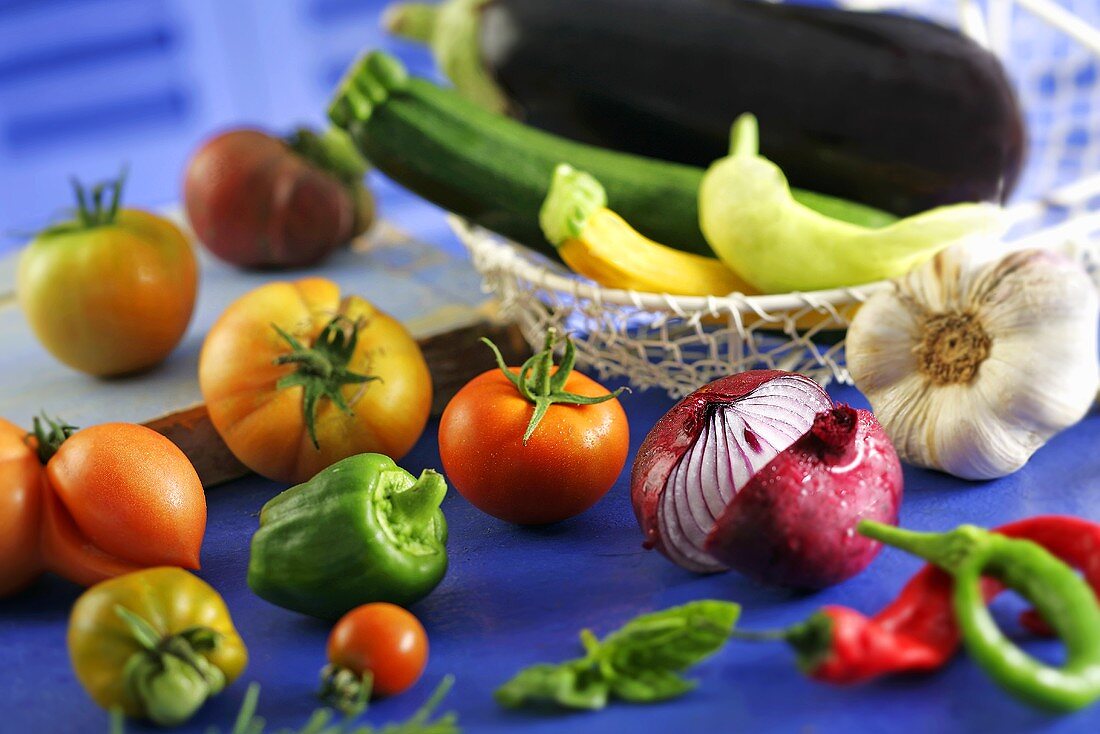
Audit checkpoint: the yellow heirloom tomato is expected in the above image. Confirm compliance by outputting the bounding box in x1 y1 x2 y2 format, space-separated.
67 567 247 726
199 277 432 484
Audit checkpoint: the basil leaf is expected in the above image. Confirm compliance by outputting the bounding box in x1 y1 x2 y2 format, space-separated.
608 669 696 703
495 601 739 713
602 600 740 674
495 661 609 711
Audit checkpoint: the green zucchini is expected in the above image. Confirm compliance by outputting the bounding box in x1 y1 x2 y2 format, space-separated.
329 51 895 257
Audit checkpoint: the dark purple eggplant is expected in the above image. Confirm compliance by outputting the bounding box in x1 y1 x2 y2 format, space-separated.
385 0 1025 216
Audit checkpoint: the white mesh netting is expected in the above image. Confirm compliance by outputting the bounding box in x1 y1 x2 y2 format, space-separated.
455 0 1100 399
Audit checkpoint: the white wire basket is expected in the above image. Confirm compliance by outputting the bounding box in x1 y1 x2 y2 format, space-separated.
454 0 1100 398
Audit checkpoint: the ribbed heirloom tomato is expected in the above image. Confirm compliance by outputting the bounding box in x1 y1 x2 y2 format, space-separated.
199 278 432 484
439 331 629 525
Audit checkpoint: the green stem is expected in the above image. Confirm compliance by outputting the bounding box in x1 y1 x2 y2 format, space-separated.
383 2 440 43
115 605 163 650
728 627 796 642
389 469 448 526
858 520 983 572
483 329 627 444
115 605 225 726
29 413 78 464
729 113 759 158
273 317 379 450
286 127 367 186
318 664 373 717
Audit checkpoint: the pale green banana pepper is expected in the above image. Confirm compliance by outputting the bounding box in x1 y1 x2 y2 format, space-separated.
699 114 1001 294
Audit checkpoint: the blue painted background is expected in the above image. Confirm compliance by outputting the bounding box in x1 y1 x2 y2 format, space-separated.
0 0 448 254
1 1 1100 733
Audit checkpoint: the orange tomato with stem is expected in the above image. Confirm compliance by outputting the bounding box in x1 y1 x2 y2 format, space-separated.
18 172 197 376
38 420 207 587
1 415 206 592
439 330 629 525
199 278 432 484
0 418 44 596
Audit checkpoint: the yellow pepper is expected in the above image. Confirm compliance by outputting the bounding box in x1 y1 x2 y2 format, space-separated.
67 567 247 726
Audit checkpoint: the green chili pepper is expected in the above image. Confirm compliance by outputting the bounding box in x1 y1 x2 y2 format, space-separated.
859 521 1100 712
248 453 449 620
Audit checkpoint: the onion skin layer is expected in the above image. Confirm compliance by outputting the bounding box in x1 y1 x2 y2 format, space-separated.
630 370 829 569
705 406 903 589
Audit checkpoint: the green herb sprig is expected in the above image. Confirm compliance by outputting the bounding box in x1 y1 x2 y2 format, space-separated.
108 675 458 734
495 600 739 711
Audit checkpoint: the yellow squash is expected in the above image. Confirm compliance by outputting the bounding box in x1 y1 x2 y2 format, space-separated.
539 164 756 297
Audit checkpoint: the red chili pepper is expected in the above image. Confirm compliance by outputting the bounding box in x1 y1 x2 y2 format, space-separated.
753 515 1100 684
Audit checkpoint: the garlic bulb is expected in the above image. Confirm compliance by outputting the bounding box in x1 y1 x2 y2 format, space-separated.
846 247 1099 480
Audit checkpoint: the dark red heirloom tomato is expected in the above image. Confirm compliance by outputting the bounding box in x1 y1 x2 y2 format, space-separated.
184 127 373 269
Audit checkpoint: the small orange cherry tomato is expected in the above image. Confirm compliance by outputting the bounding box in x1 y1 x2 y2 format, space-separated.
0 418 43 596
199 278 432 484
326 603 429 699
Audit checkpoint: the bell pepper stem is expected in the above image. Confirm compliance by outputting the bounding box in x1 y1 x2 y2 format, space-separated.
383 2 440 43
729 113 759 158
390 470 448 526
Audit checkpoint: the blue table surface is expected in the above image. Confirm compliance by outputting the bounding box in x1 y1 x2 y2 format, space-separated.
3 370 1100 733
3 2 1100 732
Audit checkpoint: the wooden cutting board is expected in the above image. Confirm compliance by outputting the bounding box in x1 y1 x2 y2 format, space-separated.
0 219 527 486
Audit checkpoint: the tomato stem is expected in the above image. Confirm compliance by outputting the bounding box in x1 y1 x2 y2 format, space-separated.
114 604 228 727
483 329 627 444
273 316 380 450
63 166 128 231
286 127 368 186
29 412 78 463
318 665 374 716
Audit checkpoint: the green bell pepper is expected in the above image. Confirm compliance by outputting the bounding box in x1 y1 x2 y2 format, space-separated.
247 453 449 620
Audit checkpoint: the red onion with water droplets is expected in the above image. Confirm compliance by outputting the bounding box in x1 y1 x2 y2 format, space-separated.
705 405 902 588
631 371 902 587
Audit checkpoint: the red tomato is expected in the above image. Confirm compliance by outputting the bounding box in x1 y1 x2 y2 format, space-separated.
327 603 428 698
438 336 629 525
184 128 374 269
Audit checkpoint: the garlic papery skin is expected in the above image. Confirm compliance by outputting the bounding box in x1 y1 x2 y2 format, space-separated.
846 246 1099 480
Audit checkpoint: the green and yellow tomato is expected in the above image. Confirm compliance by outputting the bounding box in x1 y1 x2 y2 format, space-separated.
18 173 197 376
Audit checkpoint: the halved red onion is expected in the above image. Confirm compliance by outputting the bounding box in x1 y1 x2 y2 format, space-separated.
632 371 832 572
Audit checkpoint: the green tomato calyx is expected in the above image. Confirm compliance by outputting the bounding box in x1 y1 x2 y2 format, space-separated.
484 329 627 445
273 315 381 450
44 168 129 235
115 605 226 727
29 412 78 464
318 665 373 717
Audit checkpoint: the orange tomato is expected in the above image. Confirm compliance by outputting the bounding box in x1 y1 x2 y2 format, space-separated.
0 418 43 596
199 278 432 484
327 603 428 698
39 423 206 587
18 202 198 377
439 363 629 525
